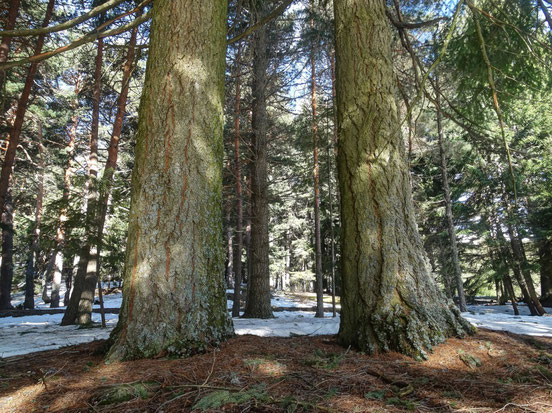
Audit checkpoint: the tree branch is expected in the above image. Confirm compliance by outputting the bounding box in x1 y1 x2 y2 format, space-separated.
0 12 151 71
227 0 294 45
0 0 127 37
385 9 446 30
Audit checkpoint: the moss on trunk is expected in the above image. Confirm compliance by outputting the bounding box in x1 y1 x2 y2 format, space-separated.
107 0 233 361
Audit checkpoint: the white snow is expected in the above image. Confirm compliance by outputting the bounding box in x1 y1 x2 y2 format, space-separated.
2 291 552 359
461 304 552 337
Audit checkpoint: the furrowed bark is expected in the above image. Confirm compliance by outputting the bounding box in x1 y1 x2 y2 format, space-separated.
107 0 233 360
334 0 472 359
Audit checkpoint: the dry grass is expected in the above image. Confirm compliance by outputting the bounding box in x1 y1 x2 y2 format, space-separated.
1 329 551 412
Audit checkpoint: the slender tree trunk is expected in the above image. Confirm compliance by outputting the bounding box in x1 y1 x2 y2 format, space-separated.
232 45 243 318
506 219 545 315
537 0 552 35
62 36 103 325
63 254 74 306
0 0 55 215
225 196 233 287
435 79 467 312
327 139 337 317
310 4 324 318
243 1 273 319
0 191 13 309
0 0 21 108
539 239 552 306
107 0 233 361
334 0 472 358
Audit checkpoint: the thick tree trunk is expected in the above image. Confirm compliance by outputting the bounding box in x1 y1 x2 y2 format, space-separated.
243 1 273 319
310 6 324 318
435 83 467 312
0 191 14 309
539 239 552 306
62 38 103 325
232 45 243 318
0 0 55 215
334 0 472 358
107 0 233 360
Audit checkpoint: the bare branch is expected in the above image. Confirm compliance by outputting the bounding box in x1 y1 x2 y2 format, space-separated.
0 0 127 37
0 12 151 71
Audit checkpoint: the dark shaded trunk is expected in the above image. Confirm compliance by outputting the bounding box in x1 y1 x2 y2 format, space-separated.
0 0 55 215
504 211 545 315
232 45 243 318
0 192 14 310
435 79 467 312
243 1 273 319
62 37 103 326
310 5 324 318
107 0 232 360
334 0 472 358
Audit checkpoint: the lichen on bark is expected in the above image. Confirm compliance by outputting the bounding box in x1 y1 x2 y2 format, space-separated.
107 0 233 361
334 0 473 359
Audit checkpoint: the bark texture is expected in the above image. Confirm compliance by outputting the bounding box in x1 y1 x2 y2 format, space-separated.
334 0 472 358
243 1 273 319
108 0 233 360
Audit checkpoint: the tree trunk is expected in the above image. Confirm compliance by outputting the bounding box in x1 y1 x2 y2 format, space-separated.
0 0 55 215
225 196 233 288
539 239 552 306
0 0 21 108
62 37 103 325
107 0 233 361
0 191 14 309
232 45 243 318
506 220 545 315
310 3 324 318
334 0 472 358
327 136 337 317
435 79 467 312
243 1 273 319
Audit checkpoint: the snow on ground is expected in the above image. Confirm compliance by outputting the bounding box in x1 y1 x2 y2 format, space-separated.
0 313 118 358
2 290 552 358
462 303 552 337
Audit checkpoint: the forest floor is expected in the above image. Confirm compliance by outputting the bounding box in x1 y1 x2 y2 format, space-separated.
1 329 551 412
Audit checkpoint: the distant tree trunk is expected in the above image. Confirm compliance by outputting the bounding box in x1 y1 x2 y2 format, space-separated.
225 194 234 287
243 1 273 319
539 239 552 306
310 4 324 318
0 191 14 309
0 0 21 107
505 218 545 315
327 139 337 317
435 80 467 312
62 37 103 325
537 0 552 35
232 45 243 318
63 254 74 306
51 78 80 308
334 0 472 358
0 0 55 216
107 0 233 361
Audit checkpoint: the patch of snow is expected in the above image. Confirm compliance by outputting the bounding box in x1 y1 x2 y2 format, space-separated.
462 304 552 337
